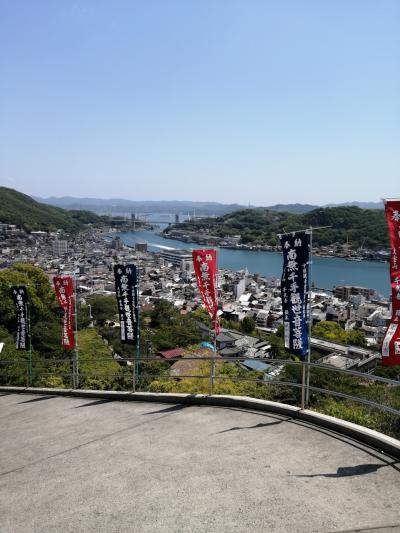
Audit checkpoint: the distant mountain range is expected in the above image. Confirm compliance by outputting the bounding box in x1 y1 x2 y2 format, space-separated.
36 196 383 215
35 197 248 216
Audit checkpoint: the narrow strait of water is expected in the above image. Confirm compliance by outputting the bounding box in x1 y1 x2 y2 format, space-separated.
117 229 390 297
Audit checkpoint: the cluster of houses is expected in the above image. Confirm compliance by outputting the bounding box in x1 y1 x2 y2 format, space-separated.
1 226 389 373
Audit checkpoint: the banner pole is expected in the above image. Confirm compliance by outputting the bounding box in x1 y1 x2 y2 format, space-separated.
208 317 213 395
132 356 136 393
278 225 331 238
278 229 319 410
74 273 79 389
191 248 218 395
301 364 306 410
211 248 218 396
305 227 313 407
27 301 32 387
135 269 140 391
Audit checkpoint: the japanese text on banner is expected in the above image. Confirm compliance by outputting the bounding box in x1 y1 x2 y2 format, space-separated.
11 285 29 350
192 249 220 335
53 276 75 350
280 232 310 358
114 264 139 344
382 200 400 366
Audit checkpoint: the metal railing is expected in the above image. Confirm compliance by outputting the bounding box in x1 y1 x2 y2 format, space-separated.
1 355 399 419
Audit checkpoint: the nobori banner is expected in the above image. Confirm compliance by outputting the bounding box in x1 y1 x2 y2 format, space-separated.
11 285 29 350
53 276 75 350
382 200 400 366
192 249 220 335
280 231 310 358
114 264 139 344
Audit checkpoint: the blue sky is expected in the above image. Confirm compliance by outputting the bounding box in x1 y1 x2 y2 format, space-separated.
1 1 399 205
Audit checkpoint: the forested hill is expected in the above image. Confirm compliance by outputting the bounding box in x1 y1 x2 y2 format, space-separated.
0 187 104 233
168 206 389 250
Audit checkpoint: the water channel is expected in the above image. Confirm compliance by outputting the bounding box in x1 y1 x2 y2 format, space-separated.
117 227 390 297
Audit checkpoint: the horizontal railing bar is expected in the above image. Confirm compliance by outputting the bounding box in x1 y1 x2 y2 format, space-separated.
1 357 293 364
1 356 398 386
2 371 399 416
0 374 302 390
0 356 293 364
133 373 302 388
149 373 400 411
306 361 399 386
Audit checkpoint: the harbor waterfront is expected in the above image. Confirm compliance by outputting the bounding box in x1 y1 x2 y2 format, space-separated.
117 230 390 297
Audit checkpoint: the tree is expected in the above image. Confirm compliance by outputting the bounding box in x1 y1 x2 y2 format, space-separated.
241 316 255 334
268 333 285 358
150 300 175 328
312 321 347 342
31 320 65 358
87 295 118 326
313 321 367 347
0 325 28 386
0 263 59 331
191 307 209 324
345 329 367 347
152 314 202 350
77 304 93 330
77 328 121 390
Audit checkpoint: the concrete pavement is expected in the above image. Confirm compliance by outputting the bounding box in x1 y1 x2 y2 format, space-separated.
0 392 399 533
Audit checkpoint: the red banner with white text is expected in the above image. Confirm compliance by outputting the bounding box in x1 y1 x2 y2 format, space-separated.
382 200 400 366
53 276 75 350
192 249 220 335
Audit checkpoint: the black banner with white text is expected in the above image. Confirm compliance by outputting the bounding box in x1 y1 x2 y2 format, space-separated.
280 231 310 358
114 264 139 344
11 286 29 350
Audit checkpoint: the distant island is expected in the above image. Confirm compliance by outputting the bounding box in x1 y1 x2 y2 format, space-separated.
163 206 389 257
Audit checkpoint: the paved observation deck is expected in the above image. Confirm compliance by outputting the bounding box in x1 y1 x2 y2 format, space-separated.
0 392 399 533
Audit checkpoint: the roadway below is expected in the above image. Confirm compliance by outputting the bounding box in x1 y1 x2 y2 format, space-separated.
0 392 399 533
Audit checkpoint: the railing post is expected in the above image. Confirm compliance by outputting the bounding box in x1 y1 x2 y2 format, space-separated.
75 352 80 389
305 361 310 407
209 357 215 396
73 353 79 389
301 362 306 410
72 357 76 389
28 357 32 387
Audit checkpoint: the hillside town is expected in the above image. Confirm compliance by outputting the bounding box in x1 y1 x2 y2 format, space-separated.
0 223 389 373
2 5 400 530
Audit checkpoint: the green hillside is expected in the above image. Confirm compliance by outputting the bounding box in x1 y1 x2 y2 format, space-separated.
0 187 103 233
167 206 389 250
